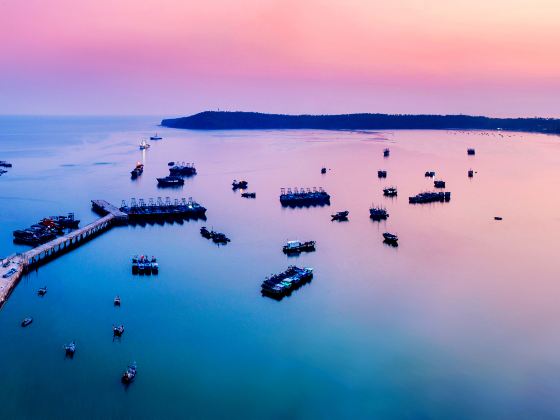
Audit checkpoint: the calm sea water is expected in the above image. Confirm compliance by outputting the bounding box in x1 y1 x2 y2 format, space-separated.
1 116 560 419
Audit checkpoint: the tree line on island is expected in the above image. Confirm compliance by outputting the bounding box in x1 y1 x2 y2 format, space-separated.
161 111 560 134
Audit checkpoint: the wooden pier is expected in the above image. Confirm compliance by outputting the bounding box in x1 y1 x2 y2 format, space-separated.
0 200 129 309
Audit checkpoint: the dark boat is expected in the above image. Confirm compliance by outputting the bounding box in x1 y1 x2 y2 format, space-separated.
383 187 398 197
434 180 446 188
21 317 33 327
200 226 212 239
321 167 327 174
232 180 248 190
168 161 175 166
283 240 316 254
468 169 474 178
377 170 387 178
150 257 159 274
467 148 476 155
150 133 162 140
64 341 76 356
369 206 389 220
114 296 121 306
113 325 125 337
383 148 390 157
169 162 196 176
409 191 451 204
261 266 314 299
121 362 137 384
0 161 13 167
383 232 399 245
157 175 184 187
212 232 231 244
46 213 80 229
241 192 256 198
279 187 330 207
331 211 349 221
425 171 436 177
131 255 138 274
37 287 47 296
494 216 503 221
131 163 144 179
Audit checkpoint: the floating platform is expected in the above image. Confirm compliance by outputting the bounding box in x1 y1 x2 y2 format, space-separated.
261 266 313 299
120 197 206 221
280 188 330 207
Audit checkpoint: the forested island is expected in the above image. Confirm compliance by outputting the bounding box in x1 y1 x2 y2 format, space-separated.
161 111 560 134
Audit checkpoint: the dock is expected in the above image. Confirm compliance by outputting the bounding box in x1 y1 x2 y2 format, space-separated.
0 200 129 309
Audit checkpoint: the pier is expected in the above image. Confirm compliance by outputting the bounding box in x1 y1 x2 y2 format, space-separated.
0 200 129 309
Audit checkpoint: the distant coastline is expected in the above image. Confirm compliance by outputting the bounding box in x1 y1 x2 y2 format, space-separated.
161 111 560 134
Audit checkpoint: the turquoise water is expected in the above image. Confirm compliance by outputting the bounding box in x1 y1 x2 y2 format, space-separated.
1 117 560 418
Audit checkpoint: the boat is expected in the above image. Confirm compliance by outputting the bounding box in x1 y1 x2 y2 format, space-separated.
383 232 399 245
425 171 435 177
150 133 162 140
383 148 390 157
168 161 175 166
467 148 476 155
261 266 314 299
114 296 121 306
151 257 159 274
383 187 398 197
241 192 256 198
369 206 389 220
37 287 47 296
283 240 316 254
64 341 76 356
113 325 125 336
131 162 144 179
434 180 446 188
21 317 33 327
212 232 231 244
200 226 212 239
0 161 12 168
377 170 387 178
321 167 327 174
156 176 184 187
468 169 474 178
45 213 80 229
279 187 330 207
131 255 139 274
409 191 451 204
121 362 137 384
331 211 349 221
232 180 248 190
494 216 503 221
169 162 197 176
139 139 151 150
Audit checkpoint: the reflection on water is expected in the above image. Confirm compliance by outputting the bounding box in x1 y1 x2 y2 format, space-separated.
0 116 560 418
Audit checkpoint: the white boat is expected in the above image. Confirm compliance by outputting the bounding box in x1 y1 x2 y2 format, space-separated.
150 133 162 140
139 139 151 150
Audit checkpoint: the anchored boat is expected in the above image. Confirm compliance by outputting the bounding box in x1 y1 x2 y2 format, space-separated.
232 180 248 190
241 192 256 198
157 175 184 187
383 187 398 197
21 317 33 327
261 266 314 299
131 162 144 179
113 325 125 337
37 287 47 296
280 187 330 207
377 170 387 178
383 232 399 245
150 133 162 140
121 362 137 384
283 240 316 254
331 211 349 221
369 206 389 220
65 341 76 356
139 139 150 150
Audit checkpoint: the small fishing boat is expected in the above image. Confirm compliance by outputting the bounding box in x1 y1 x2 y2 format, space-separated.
200 226 212 239
321 167 327 174
113 325 125 336
64 341 76 356
156 176 184 187
21 317 33 327
241 192 256 198
150 133 162 140
331 211 349 221
212 232 231 244
151 257 159 274
0 161 12 168
121 362 137 384
130 162 144 179
283 240 316 254
383 148 390 157
383 187 398 197
232 180 248 190
114 296 121 306
467 148 476 155
468 169 474 178
494 216 503 221
139 139 150 150
425 171 436 178
369 206 389 220
167 161 175 166
377 170 387 178
434 180 446 188
383 232 399 245
37 287 47 296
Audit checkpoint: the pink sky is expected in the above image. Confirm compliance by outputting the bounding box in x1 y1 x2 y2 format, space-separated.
1 0 559 116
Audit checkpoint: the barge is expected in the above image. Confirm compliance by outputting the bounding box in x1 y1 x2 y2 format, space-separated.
261 266 314 299
120 197 207 221
409 191 451 204
279 187 330 207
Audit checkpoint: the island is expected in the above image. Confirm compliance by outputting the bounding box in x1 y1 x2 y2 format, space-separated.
161 111 560 134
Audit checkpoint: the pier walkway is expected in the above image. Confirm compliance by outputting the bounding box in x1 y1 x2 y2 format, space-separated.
0 199 128 309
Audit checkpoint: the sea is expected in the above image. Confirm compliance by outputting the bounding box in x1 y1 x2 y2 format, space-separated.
1 116 560 419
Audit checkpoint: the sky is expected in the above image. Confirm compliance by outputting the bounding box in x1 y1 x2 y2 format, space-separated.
1 0 559 117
